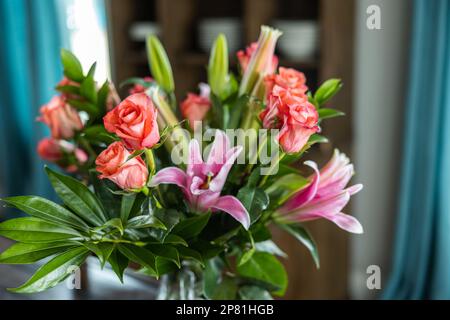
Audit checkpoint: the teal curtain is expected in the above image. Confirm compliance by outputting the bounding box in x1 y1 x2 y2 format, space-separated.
383 0 450 299
0 0 68 210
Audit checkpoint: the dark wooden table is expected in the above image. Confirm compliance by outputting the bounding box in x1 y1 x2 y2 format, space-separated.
0 238 158 300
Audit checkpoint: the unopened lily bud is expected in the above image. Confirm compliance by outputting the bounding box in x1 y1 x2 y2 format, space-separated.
208 34 229 99
146 35 175 93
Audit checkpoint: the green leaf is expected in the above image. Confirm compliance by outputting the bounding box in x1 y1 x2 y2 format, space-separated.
203 257 223 299
147 244 180 268
121 194 136 222
314 78 342 106
162 234 188 247
265 173 309 205
103 218 124 235
280 224 320 268
67 99 99 116
90 171 121 220
172 213 211 239
146 35 175 92
318 108 345 120
140 257 177 278
0 217 82 243
80 73 97 104
239 286 273 300
108 250 129 283
2 196 89 231
237 185 269 224
255 240 287 258
118 244 157 275
0 242 76 264
126 215 166 230
46 167 106 226
176 246 204 267
56 85 80 95
61 49 84 82
237 252 288 296
212 276 238 300
9 247 89 293
83 125 117 145
208 34 229 99
97 81 110 114
82 242 114 268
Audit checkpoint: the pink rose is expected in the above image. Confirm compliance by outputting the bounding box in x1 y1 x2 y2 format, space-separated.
265 67 308 98
95 141 148 190
37 138 88 172
38 96 83 139
180 85 211 130
237 42 278 74
103 93 160 150
260 86 319 154
37 138 63 162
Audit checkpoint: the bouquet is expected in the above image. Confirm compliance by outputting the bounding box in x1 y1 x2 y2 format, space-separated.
0 26 363 299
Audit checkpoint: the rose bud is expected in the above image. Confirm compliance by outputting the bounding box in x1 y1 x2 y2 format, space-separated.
96 141 149 190
103 93 160 150
37 138 88 173
180 83 211 130
38 96 83 139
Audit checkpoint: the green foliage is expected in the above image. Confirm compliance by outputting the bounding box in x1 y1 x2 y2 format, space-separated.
61 49 84 82
237 252 288 296
314 78 343 106
280 224 320 268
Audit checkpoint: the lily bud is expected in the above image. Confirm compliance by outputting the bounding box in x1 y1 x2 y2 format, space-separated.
239 26 282 99
146 35 175 93
208 34 229 99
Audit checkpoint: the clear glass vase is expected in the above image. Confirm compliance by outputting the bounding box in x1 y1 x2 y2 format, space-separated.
156 261 204 300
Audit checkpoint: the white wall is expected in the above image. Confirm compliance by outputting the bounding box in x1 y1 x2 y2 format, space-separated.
351 0 411 299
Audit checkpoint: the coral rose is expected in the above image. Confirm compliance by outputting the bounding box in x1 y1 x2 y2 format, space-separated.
265 67 308 98
38 96 83 139
96 141 149 190
180 84 211 130
103 93 160 150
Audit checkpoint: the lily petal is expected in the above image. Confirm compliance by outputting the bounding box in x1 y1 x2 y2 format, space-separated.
295 190 351 218
278 160 320 213
327 212 364 234
149 167 187 191
346 183 363 196
209 146 242 193
207 130 230 166
187 139 204 177
211 195 251 230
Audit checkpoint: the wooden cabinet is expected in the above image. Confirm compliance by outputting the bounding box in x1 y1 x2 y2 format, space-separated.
106 0 355 299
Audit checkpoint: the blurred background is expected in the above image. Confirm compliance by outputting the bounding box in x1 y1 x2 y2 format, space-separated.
0 0 449 300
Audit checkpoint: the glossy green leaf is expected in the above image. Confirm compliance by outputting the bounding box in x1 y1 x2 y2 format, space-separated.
67 99 99 116
237 185 269 224
90 171 121 220
0 242 76 264
237 252 288 296
318 108 345 120
146 35 174 92
203 257 223 299
0 217 82 243
103 218 124 235
126 215 166 230
46 167 106 226
255 240 287 258
97 81 110 114
61 49 84 82
2 196 89 231
147 244 180 268
176 246 204 267
9 247 89 293
172 213 211 239
314 78 342 106
239 286 273 300
56 85 80 95
120 194 136 222
162 234 188 247
280 224 319 268
80 73 97 104
118 244 157 275
212 276 238 300
83 242 114 268
108 250 129 283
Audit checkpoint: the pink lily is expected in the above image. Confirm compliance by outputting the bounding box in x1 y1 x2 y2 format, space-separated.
277 149 363 234
149 130 251 229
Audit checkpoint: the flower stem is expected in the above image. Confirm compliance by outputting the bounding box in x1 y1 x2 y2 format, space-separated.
258 151 285 187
